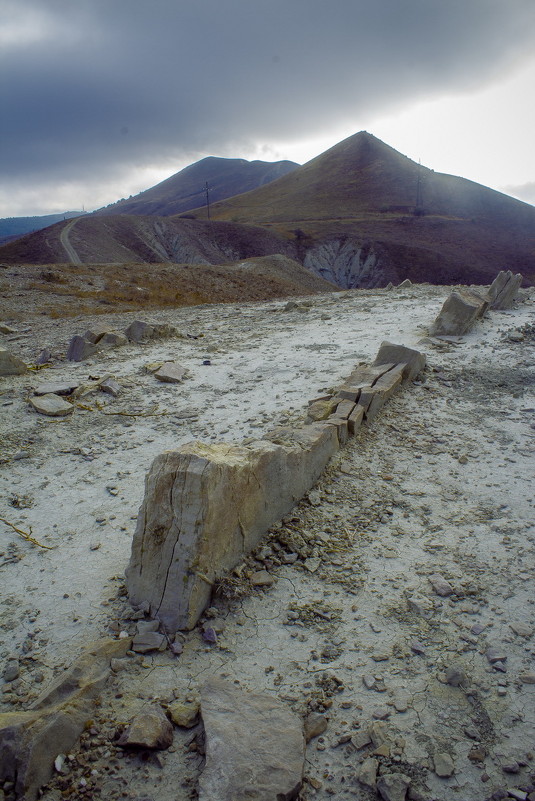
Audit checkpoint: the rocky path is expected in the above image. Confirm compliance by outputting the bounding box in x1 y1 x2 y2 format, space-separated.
1 284 534 800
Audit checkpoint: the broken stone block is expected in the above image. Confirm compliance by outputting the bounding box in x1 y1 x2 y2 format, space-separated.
199 679 304 801
154 362 187 383
429 290 488 337
0 346 28 375
487 269 523 309
337 363 395 401
30 394 74 417
323 416 349 445
330 398 356 419
66 335 97 362
306 397 338 421
348 404 365 435
124 320 155 342
373 342 426 382
0 638 130 801
83 324 112 344
117 705 173 750
127 427 339 632
131 632 167 653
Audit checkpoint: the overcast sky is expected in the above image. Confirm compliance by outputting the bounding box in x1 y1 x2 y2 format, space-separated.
2 0 535 216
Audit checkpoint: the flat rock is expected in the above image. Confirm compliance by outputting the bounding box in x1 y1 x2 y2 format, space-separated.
30 394 74 417
99 377 121 397
0 346 28 375
154 362 187 383
250 569 274 587
131 632 167 653
98 331 128 348
199 679 305 801
519 671 535 684
117 705 173 750
510 622 533 638
33 381 79 396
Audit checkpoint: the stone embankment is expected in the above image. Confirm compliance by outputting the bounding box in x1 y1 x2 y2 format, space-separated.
125 341 426 632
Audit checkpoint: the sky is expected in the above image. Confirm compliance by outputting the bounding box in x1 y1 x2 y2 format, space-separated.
1 0 535 217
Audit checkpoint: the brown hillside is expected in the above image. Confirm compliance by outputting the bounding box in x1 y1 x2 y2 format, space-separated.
93 157 298 217
195 132 535 286
0 255 336 320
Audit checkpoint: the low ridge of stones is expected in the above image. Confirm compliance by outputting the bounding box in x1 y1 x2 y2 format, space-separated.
66 319 180 362
126 340 427 632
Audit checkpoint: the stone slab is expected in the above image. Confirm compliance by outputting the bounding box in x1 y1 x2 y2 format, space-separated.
373 342 426 382
30 394 74 417
199 679 304 801
154 362 188 383
429 291 487 337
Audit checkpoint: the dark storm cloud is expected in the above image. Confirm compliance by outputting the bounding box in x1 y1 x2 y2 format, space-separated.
2 0 535 201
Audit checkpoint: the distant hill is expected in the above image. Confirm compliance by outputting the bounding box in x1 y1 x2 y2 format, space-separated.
1 133 533 289
199 132 535 286
93 157 298 217
0 211 86 246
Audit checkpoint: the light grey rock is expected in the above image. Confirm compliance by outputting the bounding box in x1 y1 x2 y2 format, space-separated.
357 757 378 788
519 671 535 684
199 679 304 801
429 574 454 597
2 660 20 682
407 594 433 617
0 346 28 375
398 278 412 288
154 362 187 383
124 320 154 342
445 666 466 687
376 772 411 801
33 381 79 396
30 394 74 417
117 705 173 750
488 270 523 309
250 570 274 587
82 325 111 344
66 335 97 362
509 622 533 638
99 378 121 397
433 752 455 777
303 712 327 742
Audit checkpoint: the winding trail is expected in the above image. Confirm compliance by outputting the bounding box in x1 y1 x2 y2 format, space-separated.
59 217 81 264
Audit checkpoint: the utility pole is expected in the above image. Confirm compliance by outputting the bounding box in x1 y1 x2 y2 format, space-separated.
415 159 423 215
205 182 210 220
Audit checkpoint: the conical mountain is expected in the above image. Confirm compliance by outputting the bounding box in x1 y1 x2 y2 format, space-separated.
94 156 298 217
202 131 534 226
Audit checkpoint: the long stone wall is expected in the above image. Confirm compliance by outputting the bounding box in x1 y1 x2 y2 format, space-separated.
125 341 426 632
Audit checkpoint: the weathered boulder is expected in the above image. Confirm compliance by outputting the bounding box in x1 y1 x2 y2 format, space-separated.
0 638 130 801
99 377 121 397
429 290 488 337
30 394 74 417
199 679 305 801
487 269 523 309
0 346 28 375
154 362 188 383
82 325 111 344
66 335 97 362
376 772 411 801
168 700 200 728
124 320 154 342
126 425 339 632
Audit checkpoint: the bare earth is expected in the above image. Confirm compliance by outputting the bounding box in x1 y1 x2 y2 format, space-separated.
1 282 534 801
